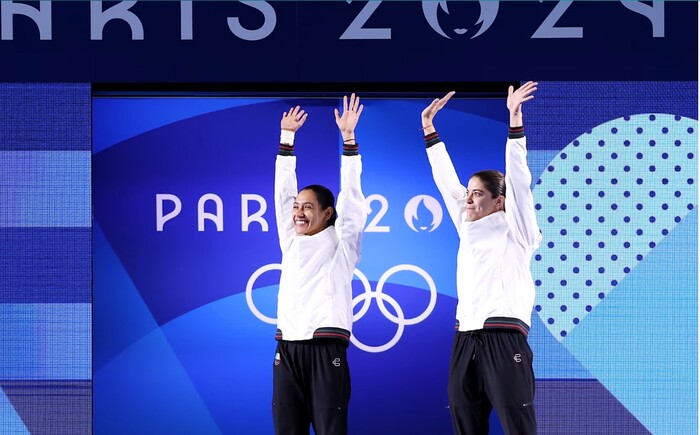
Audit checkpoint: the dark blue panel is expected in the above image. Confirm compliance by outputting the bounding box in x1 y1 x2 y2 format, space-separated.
0 1 695 82
527 81 698 151
0 228 91 303
0 83 90 151
535 379 652 434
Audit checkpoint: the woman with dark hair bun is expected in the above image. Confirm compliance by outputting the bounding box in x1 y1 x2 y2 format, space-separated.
272 94 367 435
421 82 542 435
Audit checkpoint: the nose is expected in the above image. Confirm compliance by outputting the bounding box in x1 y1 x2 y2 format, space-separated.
466 192 473 203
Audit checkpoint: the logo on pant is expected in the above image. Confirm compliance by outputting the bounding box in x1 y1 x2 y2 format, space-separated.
332 358 341 367
513 353 522 363
274 352 281 366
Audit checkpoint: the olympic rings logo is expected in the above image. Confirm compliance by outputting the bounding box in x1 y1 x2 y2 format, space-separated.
245 263 437 353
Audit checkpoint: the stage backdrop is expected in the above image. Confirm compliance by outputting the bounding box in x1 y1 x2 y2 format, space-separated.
93 83 696 434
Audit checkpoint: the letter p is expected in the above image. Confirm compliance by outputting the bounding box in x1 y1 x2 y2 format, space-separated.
156 194 182 231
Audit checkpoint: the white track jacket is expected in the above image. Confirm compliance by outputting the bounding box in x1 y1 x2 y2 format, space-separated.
274 154 367 342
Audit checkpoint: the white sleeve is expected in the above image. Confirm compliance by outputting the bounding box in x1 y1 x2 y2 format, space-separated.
426 142 467 232
274 155 298 252
504 136 542 250
335 155 368 267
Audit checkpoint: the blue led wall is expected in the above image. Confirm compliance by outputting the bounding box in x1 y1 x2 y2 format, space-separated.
0 83 91 434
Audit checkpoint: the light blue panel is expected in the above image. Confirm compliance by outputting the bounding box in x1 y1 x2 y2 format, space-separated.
0 151 90 227
0 387 29 435
92 98 276 153
0 304 91 379
532 115 697 340
564 210 698 435
528 149 560 187
93 325 222 434
93 221 160 372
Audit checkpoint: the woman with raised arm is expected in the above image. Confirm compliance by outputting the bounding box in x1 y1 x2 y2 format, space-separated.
421 82 542 435
272 94 367 435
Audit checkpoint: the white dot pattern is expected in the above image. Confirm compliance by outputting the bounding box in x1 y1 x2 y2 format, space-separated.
532 114 697 341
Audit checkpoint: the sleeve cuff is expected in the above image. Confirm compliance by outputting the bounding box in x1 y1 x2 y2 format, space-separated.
424 132 441 148
278 143 294 156
508 126 525 139
343 143 359 156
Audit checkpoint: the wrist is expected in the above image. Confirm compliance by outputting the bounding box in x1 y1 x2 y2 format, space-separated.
509 112 522 128
280 129 295 145
341 131 355 142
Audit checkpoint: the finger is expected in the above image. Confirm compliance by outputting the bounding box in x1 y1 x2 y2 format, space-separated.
439 91 455 107
334 107 340 121
283 111 288 118
508 85 514 97
356 104 364 118
352 93 360 112
343 95 348 114
520 86 538 97
520 82 538 94
299 113 308 125
296 109 305 120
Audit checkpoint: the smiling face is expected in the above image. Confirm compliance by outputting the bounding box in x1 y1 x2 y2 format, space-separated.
465 176 504 222
292 189 334 236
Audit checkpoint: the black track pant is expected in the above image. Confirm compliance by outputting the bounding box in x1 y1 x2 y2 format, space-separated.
448 330 536 435
272 340 350 435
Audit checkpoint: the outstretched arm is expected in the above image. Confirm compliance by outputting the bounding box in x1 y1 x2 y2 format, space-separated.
422 92 466 230
275 106 308 252
504 82 542 250
335 94 368 267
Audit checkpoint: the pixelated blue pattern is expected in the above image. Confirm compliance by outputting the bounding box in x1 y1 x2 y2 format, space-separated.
0 84 90 151
0 304 91 379
0 83 91 434
0 151 90 227
533 114 697 339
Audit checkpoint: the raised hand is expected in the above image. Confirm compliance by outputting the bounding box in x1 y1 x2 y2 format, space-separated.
421 91 455 135
507 81 537 125
334 93 364 142
281 106 308 132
